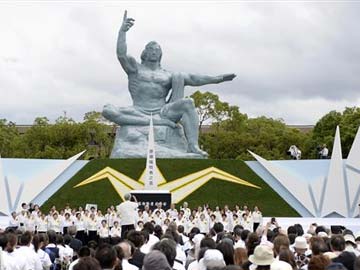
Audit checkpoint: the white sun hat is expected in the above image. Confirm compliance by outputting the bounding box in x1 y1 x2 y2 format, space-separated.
294 236 308 250
249 245 275 266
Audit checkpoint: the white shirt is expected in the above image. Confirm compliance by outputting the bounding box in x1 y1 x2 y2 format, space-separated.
74 219 85 231
117 201 138 226
35 248 52 270
252 211 263 223
140 234 159 254
110 226 121 238
187 260 198 270
98 226 110 238
13 246 42 270
68 258 79 270
86 219 98 231
59 244 73 263
48 218 61 233
197 219 209 233
0 248 21 270
36 218 48 232
122 259 139 270
8 217 19 227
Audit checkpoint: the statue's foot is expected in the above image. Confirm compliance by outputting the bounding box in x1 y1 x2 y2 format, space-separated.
154 118 177 128
187 144 209 157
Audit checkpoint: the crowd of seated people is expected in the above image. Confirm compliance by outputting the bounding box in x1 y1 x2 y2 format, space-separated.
0 202 360 270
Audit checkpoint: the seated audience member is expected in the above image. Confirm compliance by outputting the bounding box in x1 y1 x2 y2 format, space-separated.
308 255 331 270
152 238 180 270
95 244 118 270
69 246 91 270
14 231 42 270
119 240 138 270
293 236 310 268
126 230 145 268
198 249 226 270
142 250 172 270
73 257 101 270
234 247 248 266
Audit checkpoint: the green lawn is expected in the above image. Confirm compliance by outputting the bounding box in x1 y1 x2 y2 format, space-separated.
42 159 300 217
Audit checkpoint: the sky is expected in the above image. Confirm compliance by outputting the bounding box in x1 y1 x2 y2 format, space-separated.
1 1 360 125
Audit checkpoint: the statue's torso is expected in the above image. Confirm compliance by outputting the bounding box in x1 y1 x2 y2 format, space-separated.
128 64 172 111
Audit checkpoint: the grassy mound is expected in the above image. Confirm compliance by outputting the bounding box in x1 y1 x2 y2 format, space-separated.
42 159 299 217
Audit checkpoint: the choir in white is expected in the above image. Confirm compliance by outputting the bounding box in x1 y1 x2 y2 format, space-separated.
6 202 263 239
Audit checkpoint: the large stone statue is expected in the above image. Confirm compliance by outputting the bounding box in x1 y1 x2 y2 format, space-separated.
103 11 236 158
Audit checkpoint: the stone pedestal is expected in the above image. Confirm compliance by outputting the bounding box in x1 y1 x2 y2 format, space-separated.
110 125 204 159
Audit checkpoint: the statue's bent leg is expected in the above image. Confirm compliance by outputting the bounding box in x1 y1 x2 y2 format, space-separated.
102 104 150 126
162 98 208 157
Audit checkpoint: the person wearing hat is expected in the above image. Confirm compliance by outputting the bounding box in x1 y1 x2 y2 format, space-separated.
249 245 275 270
343 233 360 256
294 236 310 269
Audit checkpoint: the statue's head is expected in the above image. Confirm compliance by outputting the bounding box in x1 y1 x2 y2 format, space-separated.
141 41 162 64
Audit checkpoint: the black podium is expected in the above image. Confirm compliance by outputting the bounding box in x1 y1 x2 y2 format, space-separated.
131 190 171 211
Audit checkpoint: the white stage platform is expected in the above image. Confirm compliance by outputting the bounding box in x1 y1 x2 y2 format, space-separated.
1 216 359 233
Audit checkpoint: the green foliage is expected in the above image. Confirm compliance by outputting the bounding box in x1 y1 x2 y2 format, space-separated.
0 119 19 157
311 107 360 158
7 112 114 159
200 114 310 160
42 159 300 217
190 91 246 130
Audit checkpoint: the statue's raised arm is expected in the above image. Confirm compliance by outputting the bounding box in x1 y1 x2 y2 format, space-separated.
117 11 137 74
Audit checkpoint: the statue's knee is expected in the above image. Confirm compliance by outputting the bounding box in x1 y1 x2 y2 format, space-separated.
102 104 116 119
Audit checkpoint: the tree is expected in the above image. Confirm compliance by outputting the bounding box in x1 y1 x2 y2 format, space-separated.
0 119 19 157
190 91 235 130
9 112 114 159
310 107 360 158
193 91 310 160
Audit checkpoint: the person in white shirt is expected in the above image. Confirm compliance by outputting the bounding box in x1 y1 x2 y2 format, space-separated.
0 234 22 270
166 203 179 221
48 212 62 233
36 213 48 233
74 213 86 243
180 202 191 219
110 221 122 244
62 213 73 235
86 213 98 243
14 231 42 270
141 223 159 254
214 206 222 222
98 220 110 243
119 241 139 270
8 212 19 229
319 144 329 159
68 246 91 270
32 234 52 270
117 194 138 239
24 212 37 233
153 210 163 226
57 235 74 268
241 212 253 231
136 220 144 231
252 206 263 232
197 213 209 234
105 208 117 228
186 215 197 235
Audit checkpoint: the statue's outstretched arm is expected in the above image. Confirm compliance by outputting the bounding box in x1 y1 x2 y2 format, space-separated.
117 11 137 74
183 73 236 86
